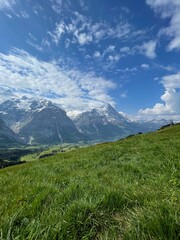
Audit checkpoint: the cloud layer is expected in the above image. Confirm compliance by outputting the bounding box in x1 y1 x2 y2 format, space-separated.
0 48 116 111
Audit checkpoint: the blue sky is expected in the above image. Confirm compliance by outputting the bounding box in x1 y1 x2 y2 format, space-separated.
0 0 180 119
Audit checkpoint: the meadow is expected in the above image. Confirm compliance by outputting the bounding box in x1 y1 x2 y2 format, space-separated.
0 125 179 239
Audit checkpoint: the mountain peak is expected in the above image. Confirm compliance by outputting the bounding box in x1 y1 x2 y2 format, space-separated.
94 103 127 123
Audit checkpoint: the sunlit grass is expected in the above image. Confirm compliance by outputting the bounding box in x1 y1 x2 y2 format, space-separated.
0 125 180 239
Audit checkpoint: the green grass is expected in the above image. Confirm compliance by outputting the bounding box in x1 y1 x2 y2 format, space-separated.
0 125 180 239
20 143 89 162
20 152 40 162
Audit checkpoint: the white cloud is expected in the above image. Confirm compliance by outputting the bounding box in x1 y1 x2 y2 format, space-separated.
93 51 101 58
146 0 180 51
107 55 120 63
0 0 16 11
26 33 43 52
120 46 130 53
139 72 180 119
49 11 143 47
50 22 65 45
0 48 116 111
139 89 180 117
102 45 116 57
50 0 71 13
0 0 29 18
119 41 157 59
154 64 176 72
93 46 120 64
162 73 180 89
108 23 131 39
26 40 44 52
21 11 29 19
50 13 94 46
79 0 88 11
121 6 130 14
106 45 115 52
77 33 92 45
120 91 127 98
137 40 157 59
141 64 150 69
117 67 137 73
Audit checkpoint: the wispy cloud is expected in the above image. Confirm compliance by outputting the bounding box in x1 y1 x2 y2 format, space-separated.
93 51 101 59
0 0 29 19
120 91 128 98
93 45 121 65
79 0 89 11
26 40 44 52
0 48 116 111
26 33 43 52
20 11 29 19
139 72 180 119
119 40 157 59
153 63 176 72
107 54 120 63
76 32 93 45
49 11 144 47
50 0 71 13
120 46 130 53
0 0 16 11
136 40 157 59
103 45 116 56
146 0 180 51
117 67 137 73
49 22 66 45
141 64 150 70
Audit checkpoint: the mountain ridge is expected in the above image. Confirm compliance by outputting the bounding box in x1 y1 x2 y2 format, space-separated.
0 96 170 145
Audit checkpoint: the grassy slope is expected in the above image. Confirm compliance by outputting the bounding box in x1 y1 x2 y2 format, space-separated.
0 125 179 239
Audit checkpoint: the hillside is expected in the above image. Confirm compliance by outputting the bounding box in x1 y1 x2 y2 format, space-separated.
0 125 179 239
0 118 22 148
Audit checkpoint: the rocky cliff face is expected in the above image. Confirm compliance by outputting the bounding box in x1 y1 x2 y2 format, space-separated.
73 104 130 141
19 104 81 144
0 118 21 148
0 97 170 145
0 97 81 144
73 104 169 141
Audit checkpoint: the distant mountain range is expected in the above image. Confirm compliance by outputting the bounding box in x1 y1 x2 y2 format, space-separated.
73 104 170 141
0 96 170 146
0 97 81 145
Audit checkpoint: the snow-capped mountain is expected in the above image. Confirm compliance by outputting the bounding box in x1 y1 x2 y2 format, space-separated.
0 97 81 144
0 96 171 145
73 104 131 141
73 103 171 141
95 103 129 124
